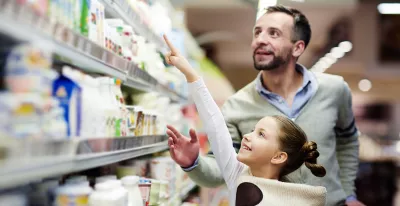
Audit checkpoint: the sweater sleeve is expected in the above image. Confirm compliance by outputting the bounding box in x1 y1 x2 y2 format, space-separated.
188 78 245 189
335 81 360 197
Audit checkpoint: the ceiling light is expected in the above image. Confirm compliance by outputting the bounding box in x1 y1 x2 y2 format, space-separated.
358 79 372 92
396 141 400 153
258 0 277 9
321 56 337 65
318 60 331 70
325 53 337 60
331 47 345 58
378 3 400 15
339 41 353 52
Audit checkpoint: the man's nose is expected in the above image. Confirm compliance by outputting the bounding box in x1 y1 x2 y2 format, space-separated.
255 32 269 46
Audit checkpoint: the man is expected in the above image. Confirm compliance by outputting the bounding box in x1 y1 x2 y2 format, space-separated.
168 5 364 206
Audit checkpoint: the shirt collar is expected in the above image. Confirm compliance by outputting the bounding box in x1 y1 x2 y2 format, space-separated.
255 64 312 95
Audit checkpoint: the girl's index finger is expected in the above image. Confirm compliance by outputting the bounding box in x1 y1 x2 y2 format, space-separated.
163 34 178 55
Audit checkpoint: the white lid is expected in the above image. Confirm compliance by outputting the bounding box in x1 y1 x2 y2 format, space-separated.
96 175 117 183
95 182 113 191
56 185 92 196
109 78 116 85
123 25 133 33
121 176 139 186
135 106 143 112
107 180 123 189
96 77 110 85
105 19 124 27
159 180 168 185
65 176 87 184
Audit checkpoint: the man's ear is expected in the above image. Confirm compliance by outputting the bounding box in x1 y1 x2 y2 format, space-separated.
292 40 305 58
271 152 288 165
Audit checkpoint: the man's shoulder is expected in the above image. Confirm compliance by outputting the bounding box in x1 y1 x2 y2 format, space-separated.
313 72 347 91
224 80 258 105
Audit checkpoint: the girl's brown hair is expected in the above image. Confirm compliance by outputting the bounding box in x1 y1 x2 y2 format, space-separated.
271 115 326 178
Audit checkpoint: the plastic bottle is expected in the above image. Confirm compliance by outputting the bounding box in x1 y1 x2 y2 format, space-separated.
89 182 117 206
52 66 82 138
73 71 94 138
139 178 151 206
109 78 122 137
97 77 114 137
113 78 127 136
148 179 160 206
95 175 117 184
55 184 92 206
122 176 143 206
85 76 103 137
105 19 124 56
107 180 128 206
65 176 88 186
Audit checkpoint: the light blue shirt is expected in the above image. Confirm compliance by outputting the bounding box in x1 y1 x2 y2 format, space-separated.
255 64 317 120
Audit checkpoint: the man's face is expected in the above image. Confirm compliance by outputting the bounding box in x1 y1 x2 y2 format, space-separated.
251 12 296 71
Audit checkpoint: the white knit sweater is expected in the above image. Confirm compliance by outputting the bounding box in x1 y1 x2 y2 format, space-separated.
189 78 327 206
236 168 326 206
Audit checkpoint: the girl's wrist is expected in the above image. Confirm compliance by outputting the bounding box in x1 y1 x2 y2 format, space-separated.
186 73 200 83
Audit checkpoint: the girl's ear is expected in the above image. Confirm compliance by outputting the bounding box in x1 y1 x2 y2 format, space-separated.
271 151 288 165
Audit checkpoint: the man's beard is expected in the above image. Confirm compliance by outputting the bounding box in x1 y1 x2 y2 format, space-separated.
253 50 290 71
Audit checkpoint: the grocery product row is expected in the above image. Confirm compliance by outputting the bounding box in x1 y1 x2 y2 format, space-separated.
0 0 187 101
0 155 198 206
0 0 202 203
0 41 194 189
1 43 165 140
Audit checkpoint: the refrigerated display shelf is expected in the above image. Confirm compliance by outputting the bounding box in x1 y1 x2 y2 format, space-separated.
0 136 169 190
0 0 187 102
101 0 166 52
167 181 197 206
180 182 198 200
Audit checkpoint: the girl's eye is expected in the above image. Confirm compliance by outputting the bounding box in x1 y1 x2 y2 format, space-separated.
259 132 265 137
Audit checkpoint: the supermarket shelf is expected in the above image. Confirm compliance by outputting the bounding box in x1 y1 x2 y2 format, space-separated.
167 181 197 205
101 0 166 52
180 182 198 200
0 136 169 190
0 1 187 102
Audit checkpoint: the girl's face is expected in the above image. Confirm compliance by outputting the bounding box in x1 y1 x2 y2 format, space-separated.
237 117 283 167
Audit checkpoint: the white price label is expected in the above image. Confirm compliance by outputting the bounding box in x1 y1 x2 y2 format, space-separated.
66 31 75 46
85 42 92 54
53 24 63 42
2 1 14 16
101 51 108 62
19 5 33 24
77 37 85 51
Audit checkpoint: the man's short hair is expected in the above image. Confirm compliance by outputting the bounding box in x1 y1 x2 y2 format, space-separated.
265 5 312 48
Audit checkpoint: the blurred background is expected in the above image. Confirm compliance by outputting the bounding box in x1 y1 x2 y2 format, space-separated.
0 0 399 205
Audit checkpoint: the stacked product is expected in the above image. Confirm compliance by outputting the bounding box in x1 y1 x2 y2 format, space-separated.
15 0 187 97
0 43 66 140
0 169 190 206
52 66 164 138
116 156 195 204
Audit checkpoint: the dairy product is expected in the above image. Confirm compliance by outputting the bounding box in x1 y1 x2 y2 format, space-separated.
122 176 144 206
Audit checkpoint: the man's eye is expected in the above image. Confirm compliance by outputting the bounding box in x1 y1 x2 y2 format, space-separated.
269 30 278 37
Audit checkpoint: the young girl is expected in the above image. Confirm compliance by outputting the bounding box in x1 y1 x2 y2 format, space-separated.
163 35 327 206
